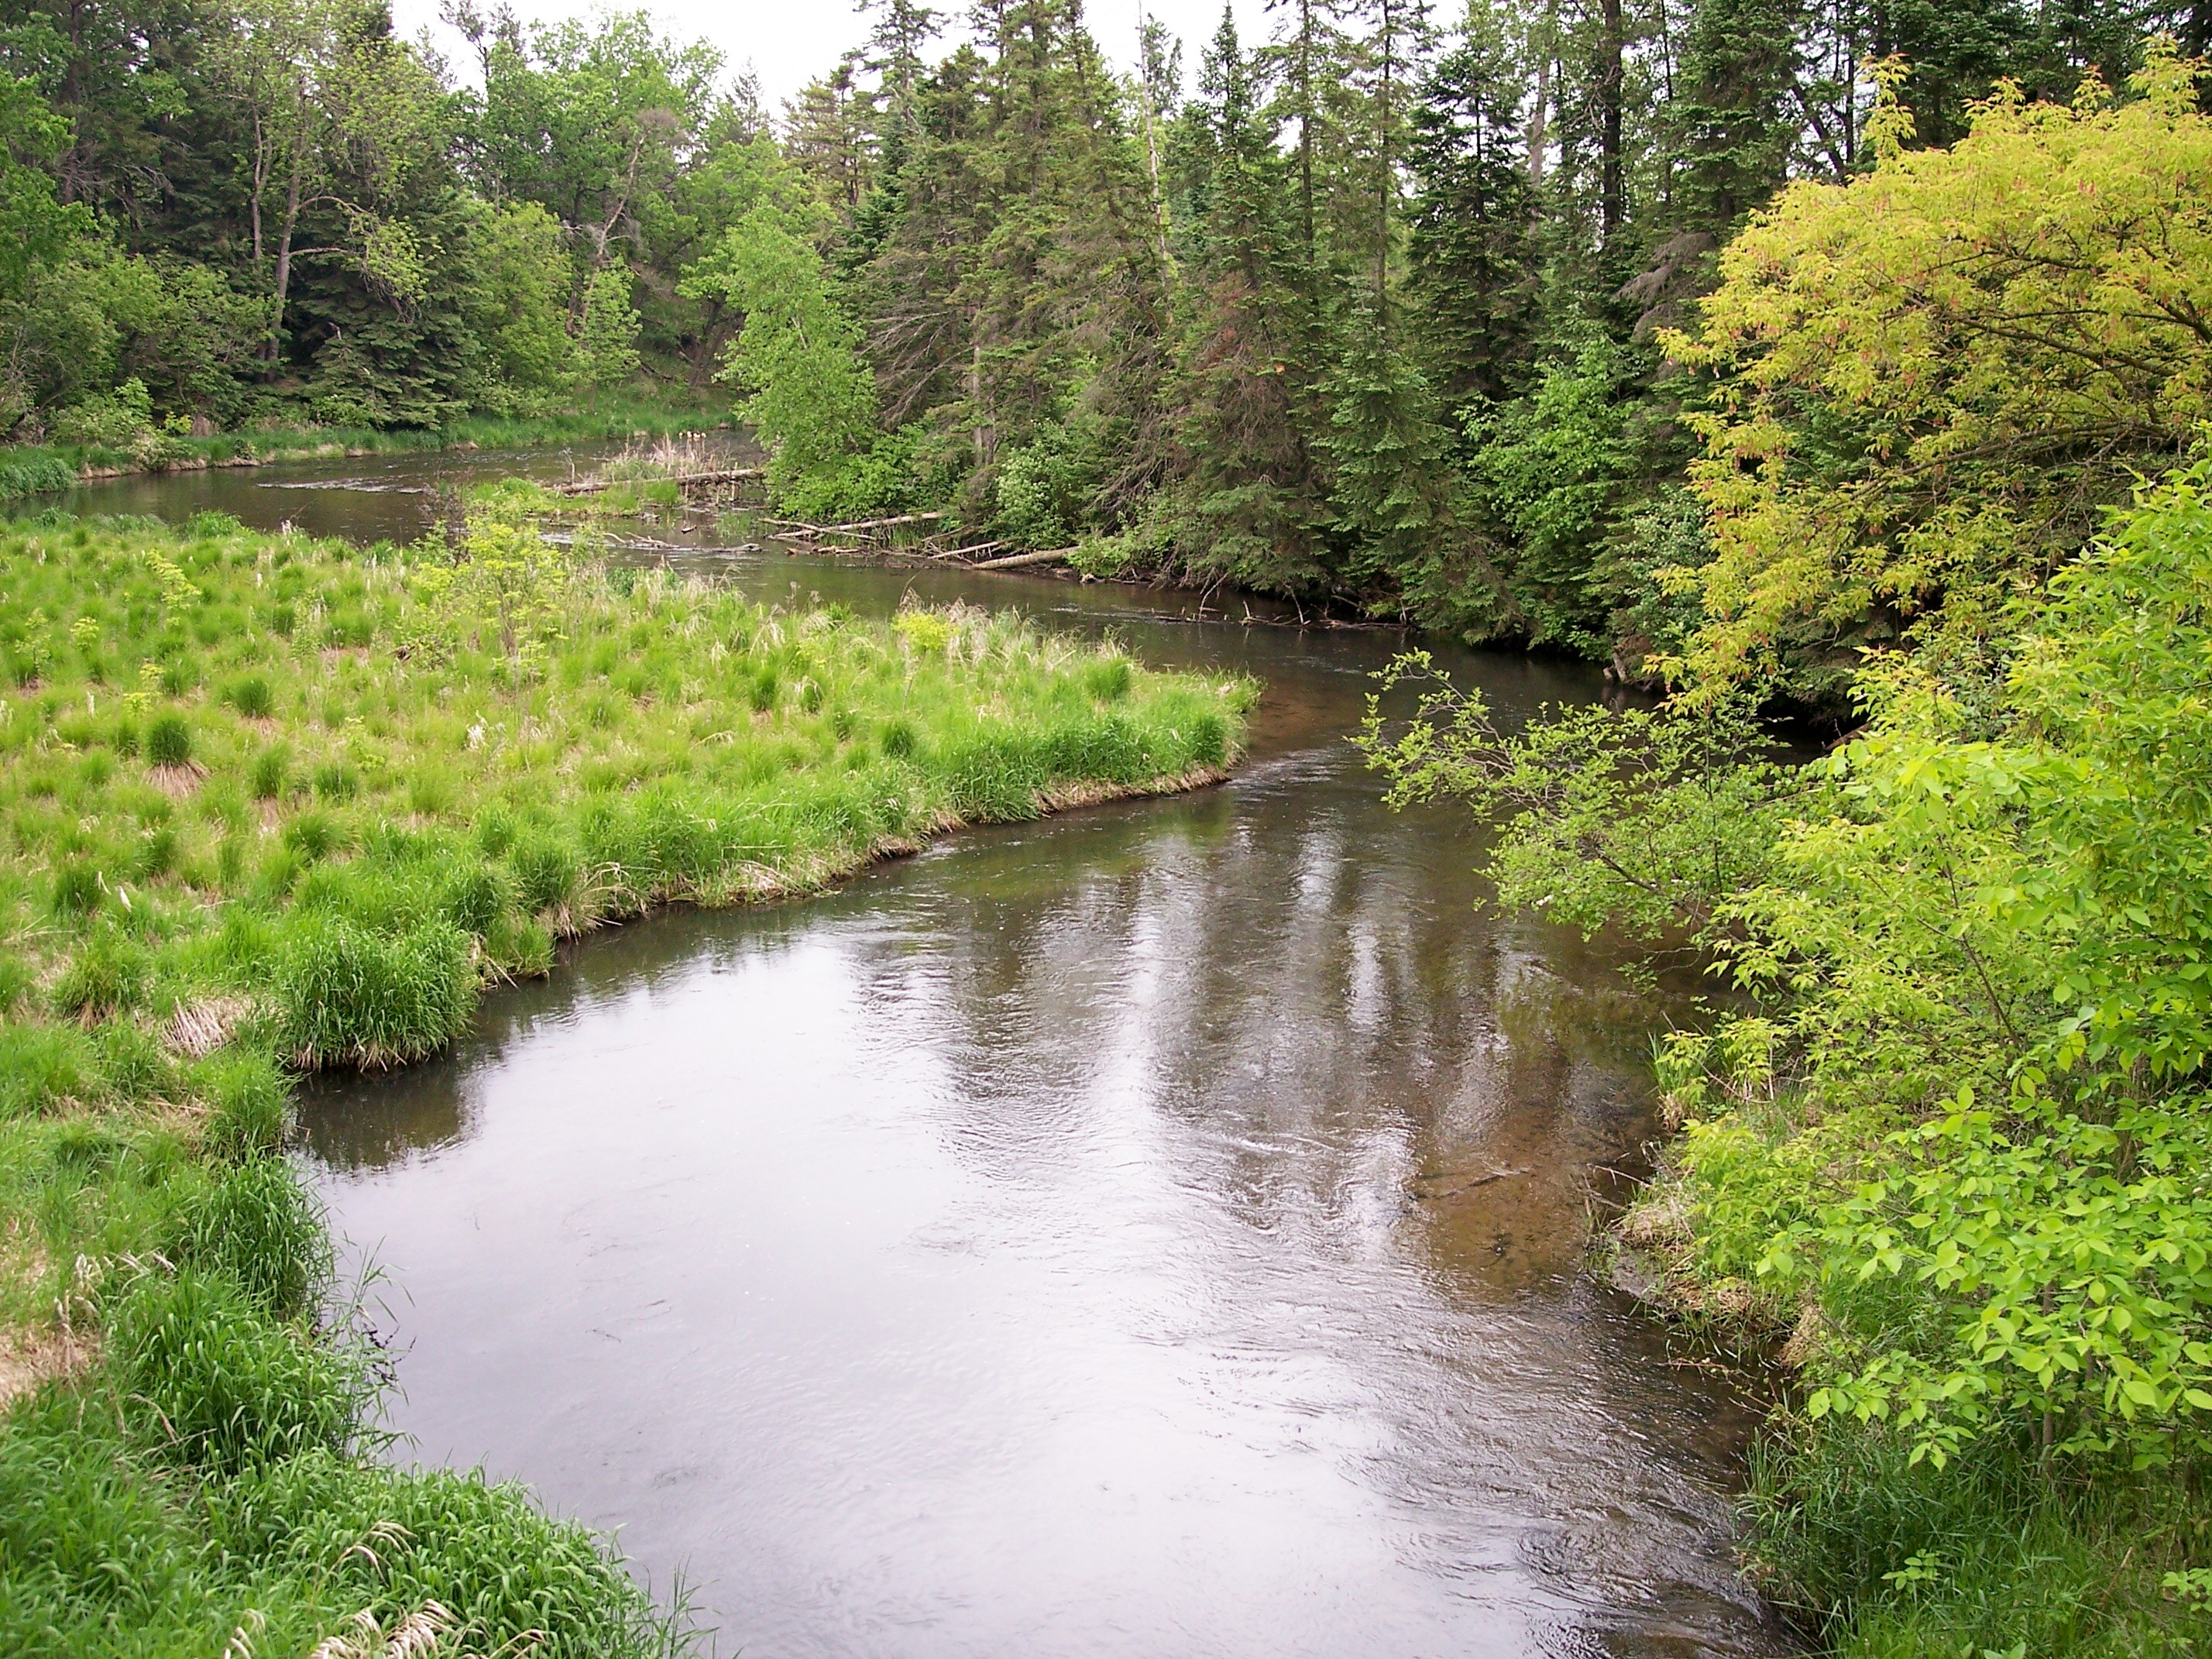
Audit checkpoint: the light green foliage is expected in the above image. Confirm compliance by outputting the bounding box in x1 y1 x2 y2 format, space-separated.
459 200 578 411
1667 45 2212 702
572 262 643 400
682 204 885 514
1358 652 1804 941
1656 468 2212 1477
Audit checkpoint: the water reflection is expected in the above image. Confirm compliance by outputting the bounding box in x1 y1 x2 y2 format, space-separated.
298 681 1780 1658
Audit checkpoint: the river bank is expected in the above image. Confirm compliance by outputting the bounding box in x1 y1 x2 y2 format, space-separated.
0 503 1252 1653
0 400 734 502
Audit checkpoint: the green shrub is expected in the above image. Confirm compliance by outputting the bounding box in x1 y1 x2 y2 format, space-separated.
144 713 192 768
274 916 477 1067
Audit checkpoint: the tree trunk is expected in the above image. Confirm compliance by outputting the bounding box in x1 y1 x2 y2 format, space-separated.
1598 0 1625 242
270 143 305 365
1527 0 1556 191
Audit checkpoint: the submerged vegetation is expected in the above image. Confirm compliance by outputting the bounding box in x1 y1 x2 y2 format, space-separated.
0 503 1249 1650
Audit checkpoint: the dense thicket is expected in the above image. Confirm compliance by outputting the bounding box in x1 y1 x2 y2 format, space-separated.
0 0 782 439
1360 36 2212 1659
717 0 2212 681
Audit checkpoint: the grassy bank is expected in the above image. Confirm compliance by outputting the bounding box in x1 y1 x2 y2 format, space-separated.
0 507 1252 1652
0 397 733 501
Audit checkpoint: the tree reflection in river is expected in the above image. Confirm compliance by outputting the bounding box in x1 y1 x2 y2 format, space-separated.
301 658 1783 1659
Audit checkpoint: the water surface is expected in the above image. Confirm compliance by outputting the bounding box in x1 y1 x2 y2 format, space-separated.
84 449 1785 1657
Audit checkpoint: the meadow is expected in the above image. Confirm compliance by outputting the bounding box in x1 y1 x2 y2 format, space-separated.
0 503 1252 1654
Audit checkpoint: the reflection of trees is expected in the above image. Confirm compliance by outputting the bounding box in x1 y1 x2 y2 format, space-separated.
817 747 1692 1297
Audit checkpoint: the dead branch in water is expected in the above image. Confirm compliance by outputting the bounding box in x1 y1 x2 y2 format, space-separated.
555 468 764 496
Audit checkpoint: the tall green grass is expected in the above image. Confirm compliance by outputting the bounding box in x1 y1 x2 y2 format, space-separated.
1746 1423 2212 1657
0 506 1252 1654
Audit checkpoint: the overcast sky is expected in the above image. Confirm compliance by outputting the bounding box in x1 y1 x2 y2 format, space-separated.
391 0 1276 112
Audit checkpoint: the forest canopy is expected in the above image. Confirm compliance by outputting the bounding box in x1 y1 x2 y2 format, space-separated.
2 0 2210 681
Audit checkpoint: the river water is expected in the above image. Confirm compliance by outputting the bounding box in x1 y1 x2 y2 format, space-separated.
69 450 1787 1657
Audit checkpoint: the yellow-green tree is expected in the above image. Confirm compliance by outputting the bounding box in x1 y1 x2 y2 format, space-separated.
1664 44 2212 702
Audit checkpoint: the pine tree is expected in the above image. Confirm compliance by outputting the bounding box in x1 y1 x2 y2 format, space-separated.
1171 8 1333 592
1406 0 1537 416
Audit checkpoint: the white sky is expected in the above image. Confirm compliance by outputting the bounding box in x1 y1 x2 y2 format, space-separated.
392 0 1276 114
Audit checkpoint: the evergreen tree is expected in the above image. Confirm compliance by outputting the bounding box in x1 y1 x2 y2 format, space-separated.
1406 0 1537 416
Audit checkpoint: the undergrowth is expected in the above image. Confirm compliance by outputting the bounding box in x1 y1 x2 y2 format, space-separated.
0 504 1252 1651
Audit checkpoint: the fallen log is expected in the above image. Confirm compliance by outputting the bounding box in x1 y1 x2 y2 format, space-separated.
971 547 1075 570
555 467 764 496
812 510 946 534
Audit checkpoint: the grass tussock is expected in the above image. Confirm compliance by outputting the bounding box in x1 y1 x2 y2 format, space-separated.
0 503 1252 1654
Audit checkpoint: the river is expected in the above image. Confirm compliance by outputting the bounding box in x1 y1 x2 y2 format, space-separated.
67 448 1788 1657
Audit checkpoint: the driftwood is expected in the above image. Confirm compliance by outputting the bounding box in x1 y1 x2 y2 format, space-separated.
971 547 1074 570
556 468 763 496
815 510 946 534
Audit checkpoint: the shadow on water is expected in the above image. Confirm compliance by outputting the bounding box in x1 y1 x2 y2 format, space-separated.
88 447 1787 1655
